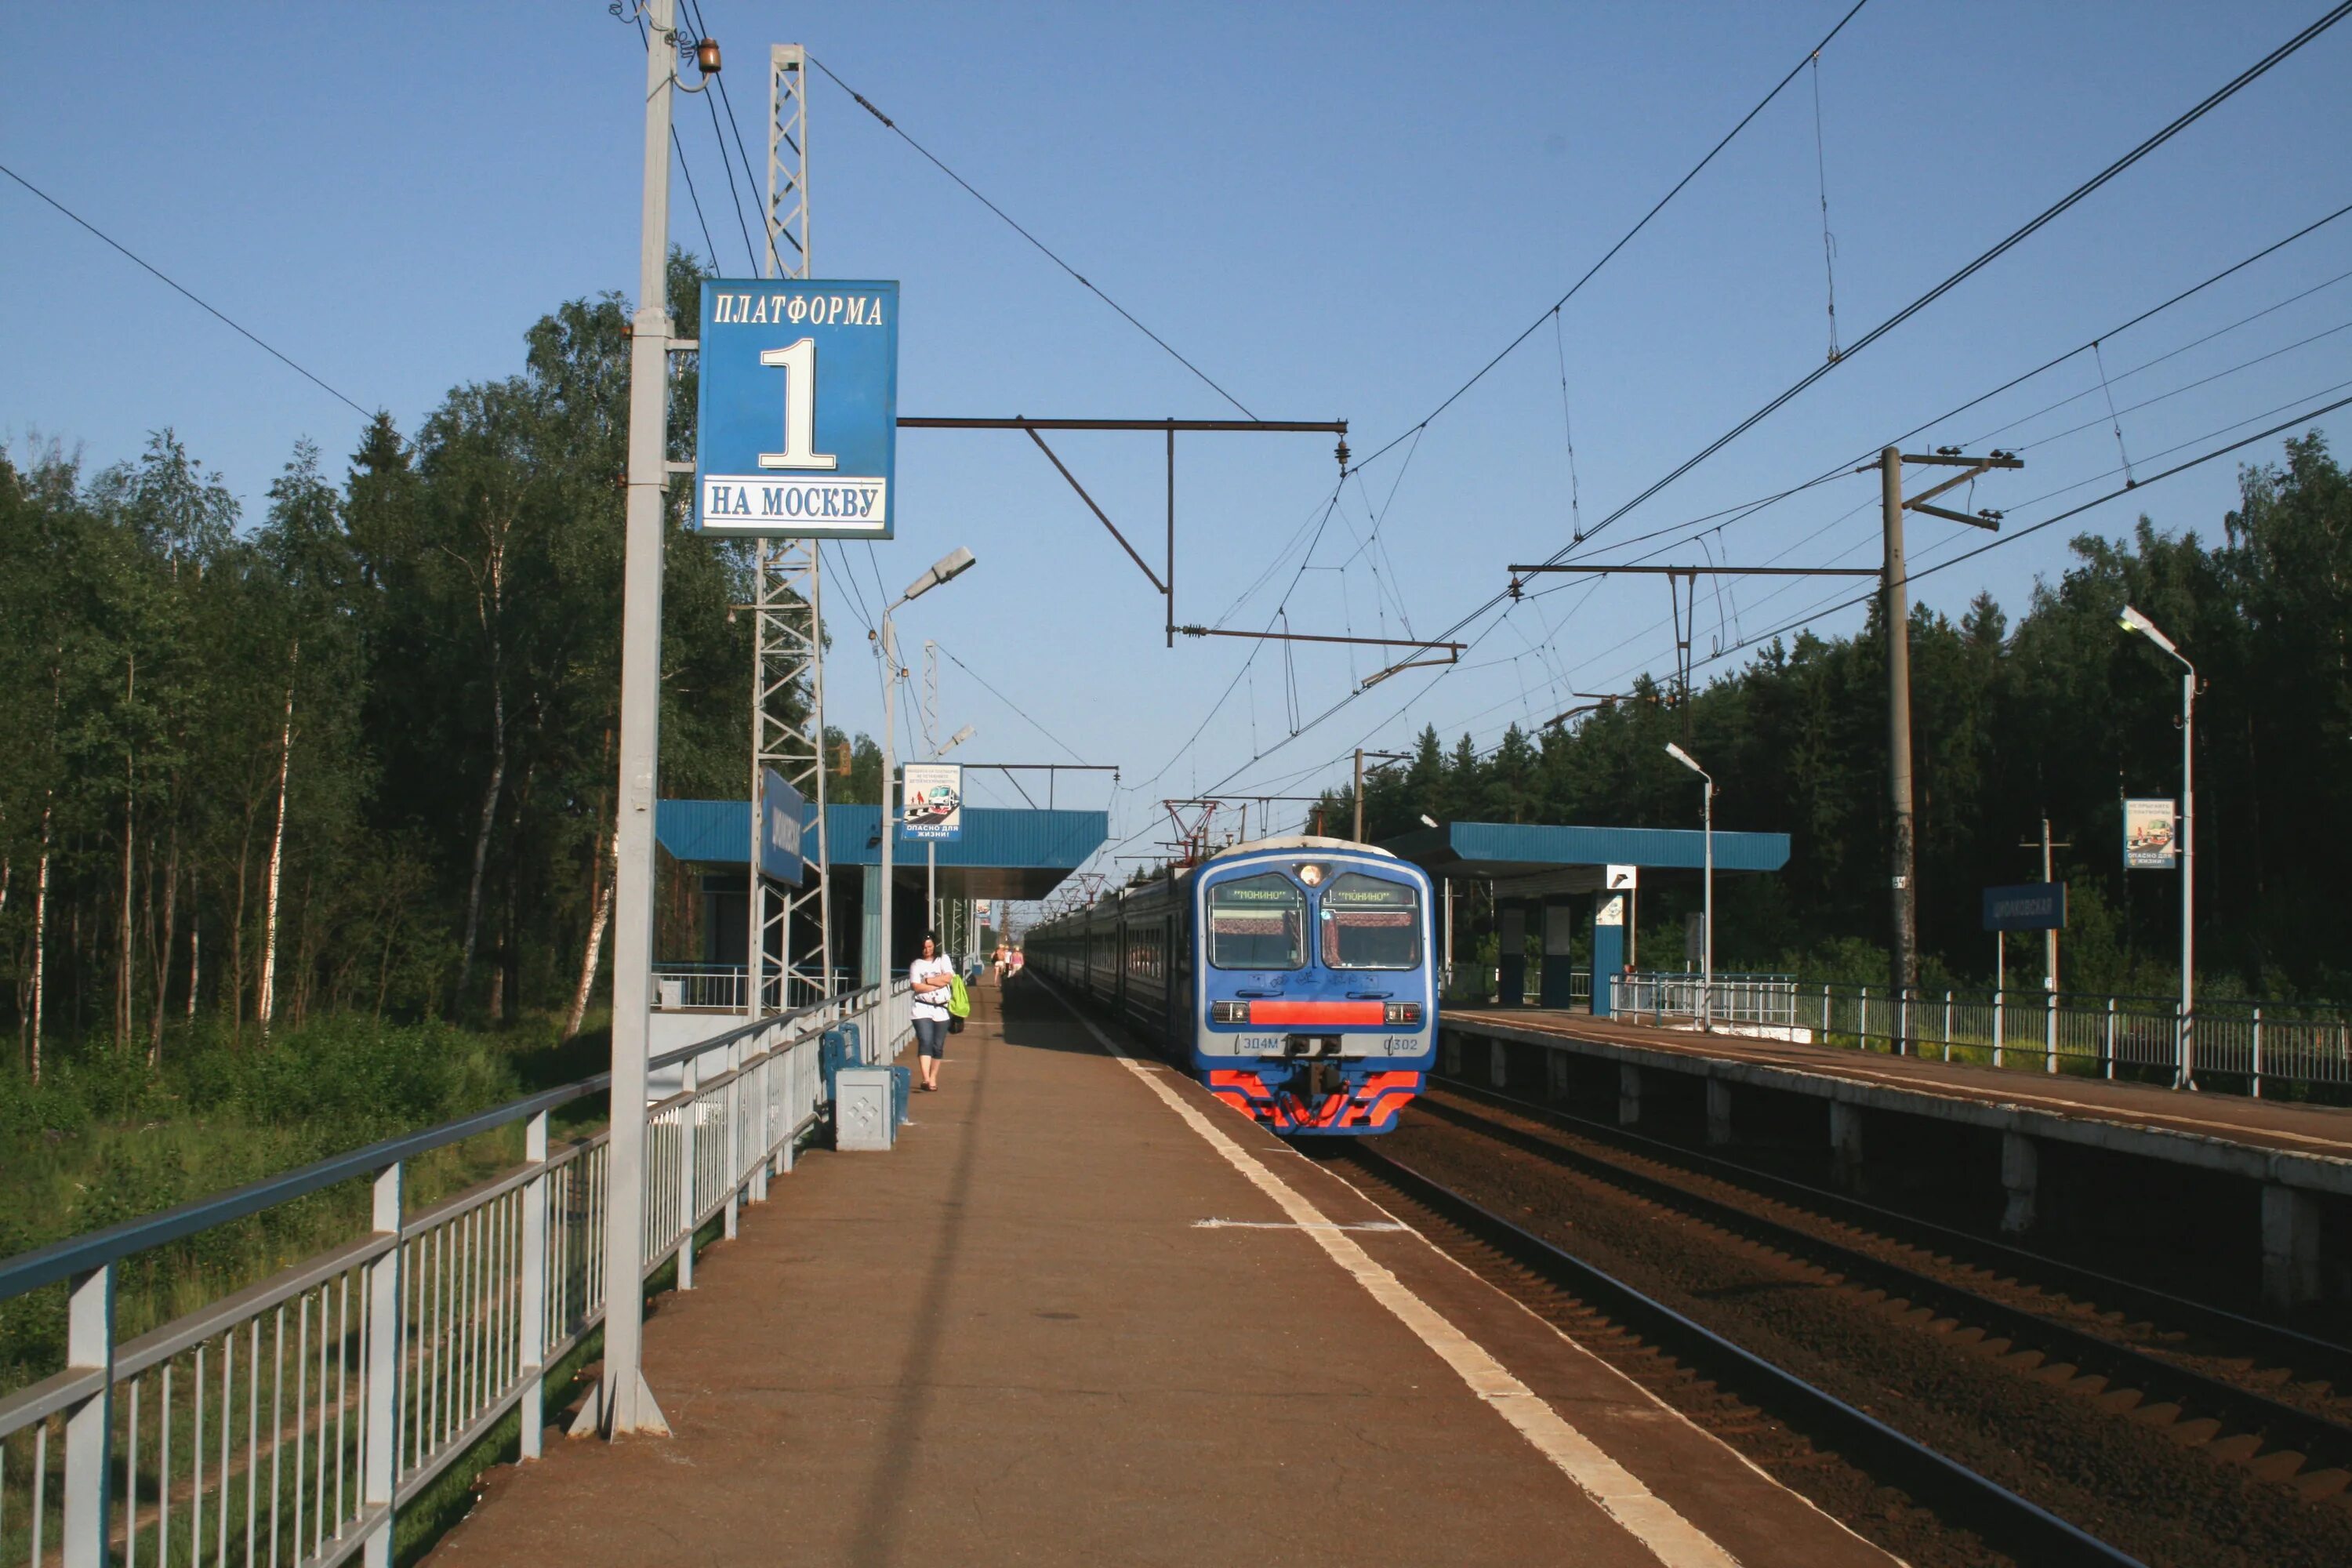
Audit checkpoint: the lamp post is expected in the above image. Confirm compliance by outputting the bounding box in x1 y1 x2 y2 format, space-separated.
1665 742 1712 1029
927 723 976 932
2118 604 2197 1088
878 548 977 993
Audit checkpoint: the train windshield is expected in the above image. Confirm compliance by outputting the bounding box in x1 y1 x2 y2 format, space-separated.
1319 873 1421 970
1206 873 1305 969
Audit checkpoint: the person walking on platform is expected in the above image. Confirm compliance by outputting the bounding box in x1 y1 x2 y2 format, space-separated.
909 931 956 1091
992 941 1009 984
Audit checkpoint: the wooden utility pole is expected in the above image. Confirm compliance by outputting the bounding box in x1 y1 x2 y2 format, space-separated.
1878 446 2021 1051
1880 448 1918 1041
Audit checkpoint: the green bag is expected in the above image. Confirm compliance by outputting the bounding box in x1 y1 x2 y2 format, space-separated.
946 972 972 1019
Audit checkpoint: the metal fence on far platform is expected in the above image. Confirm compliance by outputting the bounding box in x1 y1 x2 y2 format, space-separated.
1605 974 2352 1094
0 979 911 1568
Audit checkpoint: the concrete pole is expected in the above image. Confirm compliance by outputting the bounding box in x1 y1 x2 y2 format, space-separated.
879 617 898 993
2040 818 2059 996
1352 748 1366 842
2180 666 2197 1087
1880 448 1918 1052
1701 774 1714 1029
597 0 676 1438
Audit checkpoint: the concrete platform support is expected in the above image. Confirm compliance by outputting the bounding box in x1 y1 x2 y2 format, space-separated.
1490 1040 1509 1090
1546 1048 1570 1104
1705 1079 1733 1147
1442 1033 1462 1078
1999 1132 2038 1235
1618 1063 1642 1126
2262 1182 2324 1311
1828 1101 1864 1187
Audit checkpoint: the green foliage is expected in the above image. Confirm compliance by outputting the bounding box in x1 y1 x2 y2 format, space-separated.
0 1014 553 1384
0 249 761 1054
1348 435 2352 1001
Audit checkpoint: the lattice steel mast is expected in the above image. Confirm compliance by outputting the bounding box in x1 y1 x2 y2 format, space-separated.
747 43 833 1014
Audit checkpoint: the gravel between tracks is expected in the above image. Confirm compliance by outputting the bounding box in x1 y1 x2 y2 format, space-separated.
1366 1091 2352 1568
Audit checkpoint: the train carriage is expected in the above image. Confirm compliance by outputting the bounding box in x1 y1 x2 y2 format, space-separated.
1029 835 1436 1134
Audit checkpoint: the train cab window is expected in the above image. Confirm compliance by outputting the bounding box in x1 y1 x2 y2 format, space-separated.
1206 874 1305 970
1319 873 1421 970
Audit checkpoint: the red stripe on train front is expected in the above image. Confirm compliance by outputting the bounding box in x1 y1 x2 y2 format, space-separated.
1247 1000 1385 1026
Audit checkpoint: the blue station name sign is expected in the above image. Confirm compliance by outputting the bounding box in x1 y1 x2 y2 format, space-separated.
1981 881 2066 932
694 279 899 538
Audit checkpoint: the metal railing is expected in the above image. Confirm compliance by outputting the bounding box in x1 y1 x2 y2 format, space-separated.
652 964 869 1014
0 978 913 1568
1606 975 2352 1094
1611 972 1800 1029
1446 964 1592 1007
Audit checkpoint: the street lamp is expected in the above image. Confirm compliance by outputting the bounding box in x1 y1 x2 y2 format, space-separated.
927 723 977 931
878 548 978 997
2118 604 2198 1089
1664 742 1713 1029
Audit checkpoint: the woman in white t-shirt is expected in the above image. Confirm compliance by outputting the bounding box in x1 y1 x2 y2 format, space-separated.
908 931 956 1091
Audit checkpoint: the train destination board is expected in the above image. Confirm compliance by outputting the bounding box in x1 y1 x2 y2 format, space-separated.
694 279 900 538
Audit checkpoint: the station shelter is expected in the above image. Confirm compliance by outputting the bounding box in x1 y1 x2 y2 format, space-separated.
656 799 1105 988
1381 820 1790 1016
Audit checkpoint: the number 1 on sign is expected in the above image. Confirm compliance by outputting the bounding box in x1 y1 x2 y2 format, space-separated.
757 338 838 471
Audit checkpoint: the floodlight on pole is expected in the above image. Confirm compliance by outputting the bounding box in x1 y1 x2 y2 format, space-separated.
1664 743 1714 1028
1419 814 1439 829
2118 604 2198 1088
2117 604 2179 657
899 546 978 606
879 550 978 999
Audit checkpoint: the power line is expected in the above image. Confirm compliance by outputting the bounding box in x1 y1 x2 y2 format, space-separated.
1686 387 2352 677
681 0 762 271
1378 4 2352 686
931 641 1094 764
803 51 1258 418
1525 1 2352 568
1345 0 1878 475
0 160 372 420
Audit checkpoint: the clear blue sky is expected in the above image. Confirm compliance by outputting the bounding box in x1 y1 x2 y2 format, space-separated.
7 2 2349 894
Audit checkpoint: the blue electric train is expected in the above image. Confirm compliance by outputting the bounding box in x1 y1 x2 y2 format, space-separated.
1027 836 1437 1134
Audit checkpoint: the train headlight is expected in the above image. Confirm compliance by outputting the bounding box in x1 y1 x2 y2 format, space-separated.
1294 863 1327 887
1210 1000 1248 1023
1383 1002 1422 1025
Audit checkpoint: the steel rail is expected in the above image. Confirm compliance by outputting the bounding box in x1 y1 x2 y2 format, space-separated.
1414 1085 2352 1474
1343 1142 2148 1568
1430 1069 2352 1382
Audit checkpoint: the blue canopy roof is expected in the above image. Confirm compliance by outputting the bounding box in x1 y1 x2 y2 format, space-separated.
1382 819 1788 896
657 800 1107 899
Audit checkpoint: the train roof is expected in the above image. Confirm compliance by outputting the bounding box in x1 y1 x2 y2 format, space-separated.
1204 833 1394 862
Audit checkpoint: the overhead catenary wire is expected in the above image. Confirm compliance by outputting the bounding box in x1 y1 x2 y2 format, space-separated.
0 160 372 420
1345 0 1879 477
804 51 1258 419
1326 9 2352 727
1508 1 2352 570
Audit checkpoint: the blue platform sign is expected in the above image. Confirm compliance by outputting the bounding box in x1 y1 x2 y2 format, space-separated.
1982 882 2065 932
694 279 898 538
758 767 806 886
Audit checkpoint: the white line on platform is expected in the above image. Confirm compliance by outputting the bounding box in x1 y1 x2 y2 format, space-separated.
1039 980 1742 1568
1192 1218 1410 1232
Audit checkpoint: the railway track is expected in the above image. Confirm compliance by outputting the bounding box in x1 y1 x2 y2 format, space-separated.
1338 1138 2143 1566
1417 1076 2352 1475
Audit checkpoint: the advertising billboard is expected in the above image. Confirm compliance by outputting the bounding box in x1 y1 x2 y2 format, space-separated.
900 762 963 843
2124 798 2177 870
